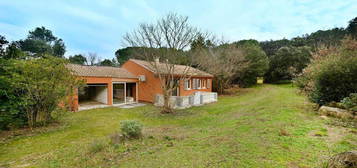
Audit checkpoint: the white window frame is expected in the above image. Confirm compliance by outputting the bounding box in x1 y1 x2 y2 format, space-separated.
197 79 201 89
202 79 206 89
184 79 191 90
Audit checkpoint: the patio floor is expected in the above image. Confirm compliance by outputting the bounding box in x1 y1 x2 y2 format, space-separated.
115 103 146 109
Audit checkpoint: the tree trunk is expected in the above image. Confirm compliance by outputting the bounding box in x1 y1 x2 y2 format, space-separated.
161 91 173 114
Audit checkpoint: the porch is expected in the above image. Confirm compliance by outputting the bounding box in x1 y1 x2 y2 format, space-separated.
77 82 139 111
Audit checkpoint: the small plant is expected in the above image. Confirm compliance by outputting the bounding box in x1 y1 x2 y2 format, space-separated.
341 93 357 111
88 140 106 154
120 120 143 139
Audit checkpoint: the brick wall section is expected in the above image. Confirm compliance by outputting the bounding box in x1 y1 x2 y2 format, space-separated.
179 77 212 96
123 60 213 102
122 60 163 103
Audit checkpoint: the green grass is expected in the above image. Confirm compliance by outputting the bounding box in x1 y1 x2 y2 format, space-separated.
1 84 356 167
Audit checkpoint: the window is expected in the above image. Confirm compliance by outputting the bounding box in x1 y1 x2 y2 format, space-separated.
184 79 191 90
198 79 201 89
207 79 211 89
192 78 198 89
202 79 206 88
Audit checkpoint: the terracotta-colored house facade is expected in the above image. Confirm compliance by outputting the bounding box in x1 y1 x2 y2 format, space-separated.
68 59 213 111
122 59 213 102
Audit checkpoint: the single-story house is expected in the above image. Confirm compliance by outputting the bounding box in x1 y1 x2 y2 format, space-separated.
67 59 216 111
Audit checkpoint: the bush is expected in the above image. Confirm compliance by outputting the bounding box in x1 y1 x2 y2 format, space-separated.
0 59 27 130
120 120 143 139
310 57 357 105
295 37 357 105
0 57 83 130
341 93 357 111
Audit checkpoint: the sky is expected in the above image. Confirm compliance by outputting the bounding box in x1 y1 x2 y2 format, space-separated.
0 0 356 59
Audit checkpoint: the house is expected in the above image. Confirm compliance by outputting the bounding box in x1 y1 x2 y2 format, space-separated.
68 59 216 111
122 59 214 102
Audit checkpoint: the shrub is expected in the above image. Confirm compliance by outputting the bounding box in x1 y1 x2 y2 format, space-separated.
341 93 357 111
120 120 143 139
295 37 357 105
310 56 357 105
0 59 27 130
0 57 83 129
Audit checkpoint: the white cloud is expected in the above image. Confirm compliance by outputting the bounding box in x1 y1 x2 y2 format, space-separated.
1 0 356 59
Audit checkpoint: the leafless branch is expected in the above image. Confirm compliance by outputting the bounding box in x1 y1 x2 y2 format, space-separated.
122 12 201 113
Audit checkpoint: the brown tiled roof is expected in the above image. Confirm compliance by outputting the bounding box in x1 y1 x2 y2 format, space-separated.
129 59 213 77
67 64 137 78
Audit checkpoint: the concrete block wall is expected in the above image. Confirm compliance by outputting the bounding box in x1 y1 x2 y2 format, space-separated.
200 92 218 104
94 86 108 104
155 91 217 109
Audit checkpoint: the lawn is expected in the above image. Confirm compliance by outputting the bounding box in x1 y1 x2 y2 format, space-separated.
0 84 356 168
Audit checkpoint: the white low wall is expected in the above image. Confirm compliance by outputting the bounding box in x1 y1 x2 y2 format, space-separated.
94 86 108 104
200 92 217 104
155 91 217 109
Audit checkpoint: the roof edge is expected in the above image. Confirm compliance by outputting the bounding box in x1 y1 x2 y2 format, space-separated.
128 59 213 77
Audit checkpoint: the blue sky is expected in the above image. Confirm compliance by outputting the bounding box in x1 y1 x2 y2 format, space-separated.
1 0 356 59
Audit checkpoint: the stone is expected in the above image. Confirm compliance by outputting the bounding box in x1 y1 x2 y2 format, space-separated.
318 106 354 119
320 115 329 120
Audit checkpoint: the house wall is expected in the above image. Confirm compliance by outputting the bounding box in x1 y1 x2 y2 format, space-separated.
179 77 213 96
122 60 162 103
122 60 214 102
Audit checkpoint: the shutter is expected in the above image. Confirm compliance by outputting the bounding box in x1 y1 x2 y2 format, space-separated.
184 79 188 90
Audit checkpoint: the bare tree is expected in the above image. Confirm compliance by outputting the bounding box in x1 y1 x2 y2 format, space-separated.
85 52 100 65
123 13 204 113
194 45 249 94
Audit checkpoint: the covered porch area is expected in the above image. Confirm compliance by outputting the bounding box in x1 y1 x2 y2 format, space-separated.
78 83 110 111
76 80 139 111
112 82 138 106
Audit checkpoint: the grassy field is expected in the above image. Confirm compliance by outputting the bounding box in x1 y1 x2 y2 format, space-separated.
0 84 356 168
